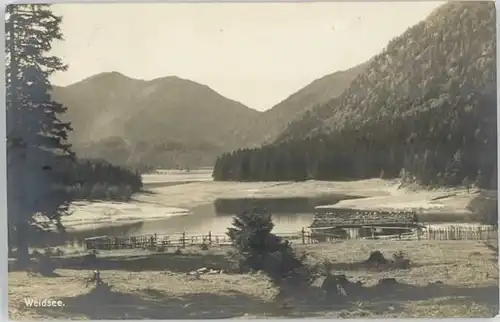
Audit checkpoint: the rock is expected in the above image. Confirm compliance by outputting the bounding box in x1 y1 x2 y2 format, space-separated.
197 267 208 273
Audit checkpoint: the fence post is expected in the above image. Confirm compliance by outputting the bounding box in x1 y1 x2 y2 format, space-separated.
182 232 186 248
208 231 212 245
301 227 305 244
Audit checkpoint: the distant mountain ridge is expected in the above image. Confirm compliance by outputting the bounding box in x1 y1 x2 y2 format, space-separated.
52 72 261 168
53 62 367 168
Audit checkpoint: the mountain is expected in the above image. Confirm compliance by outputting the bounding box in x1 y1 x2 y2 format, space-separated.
52 61 367 169
278 1 496 142
251 62 369 144
51 73 262 169
213 1 497 191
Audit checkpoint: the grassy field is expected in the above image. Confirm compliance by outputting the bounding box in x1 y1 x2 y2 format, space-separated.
8 240 498 319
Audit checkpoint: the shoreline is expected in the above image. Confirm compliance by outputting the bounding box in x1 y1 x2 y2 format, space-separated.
57 172 491 233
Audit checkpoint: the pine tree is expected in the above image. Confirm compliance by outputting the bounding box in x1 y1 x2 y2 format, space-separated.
227 207 275 254
6 4 74 266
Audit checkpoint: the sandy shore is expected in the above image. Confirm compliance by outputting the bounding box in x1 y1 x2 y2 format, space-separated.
317 182 478 214
59 170 487 232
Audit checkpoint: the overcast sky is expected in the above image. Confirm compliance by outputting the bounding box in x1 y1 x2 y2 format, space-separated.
50 2 444 111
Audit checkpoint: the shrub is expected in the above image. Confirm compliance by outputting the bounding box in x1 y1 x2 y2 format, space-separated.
467 194 498 227
227 207 309 285
392 250 411 269
227 207 275 255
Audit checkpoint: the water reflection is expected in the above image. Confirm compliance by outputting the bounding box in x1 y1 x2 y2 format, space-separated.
126 204 314 235
41 194 358 246
213 195 361 215
125 195 359 235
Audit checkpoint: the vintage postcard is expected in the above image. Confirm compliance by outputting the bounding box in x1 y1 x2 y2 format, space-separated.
5 1 498 319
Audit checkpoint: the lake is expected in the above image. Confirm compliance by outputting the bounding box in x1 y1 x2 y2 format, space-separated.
31 169 492 247
37 194 361 247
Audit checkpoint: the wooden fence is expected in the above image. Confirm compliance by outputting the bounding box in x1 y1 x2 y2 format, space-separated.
84 230 311 251
424 226 497 241
84 226 498 251
84 230 309 251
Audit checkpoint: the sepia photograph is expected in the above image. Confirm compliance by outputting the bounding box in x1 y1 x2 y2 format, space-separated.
5 1 499 319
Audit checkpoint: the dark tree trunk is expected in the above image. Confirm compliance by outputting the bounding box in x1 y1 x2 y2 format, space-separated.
15 223 30 268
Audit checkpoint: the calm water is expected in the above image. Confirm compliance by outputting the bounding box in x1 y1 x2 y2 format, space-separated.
37 195 358 246
100 194 360 236
34 193 486 248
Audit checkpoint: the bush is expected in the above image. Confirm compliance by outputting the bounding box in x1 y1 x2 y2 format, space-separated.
392 250 411 269
467 194 498 227
227 207 275 254
227 207 309 285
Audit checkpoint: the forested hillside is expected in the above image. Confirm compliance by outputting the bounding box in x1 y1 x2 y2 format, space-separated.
213 1 497 190
253 62 368 144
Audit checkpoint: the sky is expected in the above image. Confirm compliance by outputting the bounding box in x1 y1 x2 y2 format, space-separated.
50 2 445 111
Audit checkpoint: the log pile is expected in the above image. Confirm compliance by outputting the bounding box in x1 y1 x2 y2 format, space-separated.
310 209 418 228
